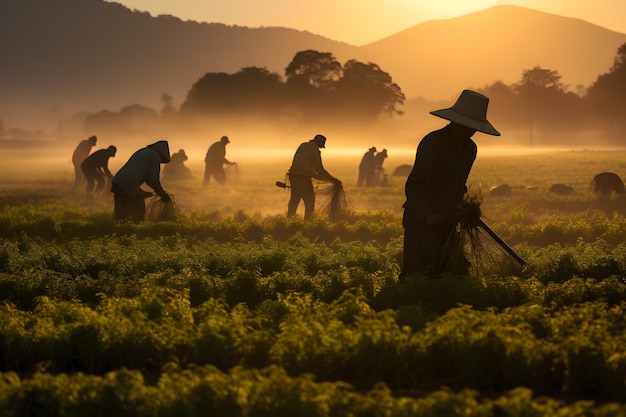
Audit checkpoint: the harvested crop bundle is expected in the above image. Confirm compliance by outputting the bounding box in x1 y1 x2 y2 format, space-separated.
316 179 347 222
441 192 525 277
146 193 177 222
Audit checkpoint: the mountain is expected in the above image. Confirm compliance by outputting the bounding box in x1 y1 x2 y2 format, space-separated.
1 1 625 132
357 5 626 100
0 0 359 129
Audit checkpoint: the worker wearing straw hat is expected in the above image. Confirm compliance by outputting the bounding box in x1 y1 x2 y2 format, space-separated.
399 90 500 280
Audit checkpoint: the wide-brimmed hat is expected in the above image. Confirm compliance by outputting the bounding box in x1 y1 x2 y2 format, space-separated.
430 90 500 136
220 136 230 144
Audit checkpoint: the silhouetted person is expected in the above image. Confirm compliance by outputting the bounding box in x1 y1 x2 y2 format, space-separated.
287 134 341 220
357 147 377 186
374 148 388 185
81 145 116 193
72 135 97 188
399 90 500 280
111 140 171 223
164 148 193 181
204 136 235 185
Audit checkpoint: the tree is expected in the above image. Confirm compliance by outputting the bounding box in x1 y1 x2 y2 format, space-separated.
282 50 343 122
517 66 567 92
515 66 574 145
284 50 342 91
178 51 406 126
586 42 626 135
179 67 283 116
478 81 524 130
610 42 626 71
333 60 404 119
179 72 232 114
228 67 284 113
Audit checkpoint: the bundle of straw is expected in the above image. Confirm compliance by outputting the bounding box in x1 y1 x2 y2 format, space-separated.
437 192 523 277
316 179 347 222
146 193 177 222
463 193 524 276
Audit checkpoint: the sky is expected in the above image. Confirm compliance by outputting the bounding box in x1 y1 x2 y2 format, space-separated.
107 0 626 46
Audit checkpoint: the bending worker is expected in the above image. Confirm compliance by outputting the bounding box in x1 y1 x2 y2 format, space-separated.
399 90 500 280
111 140 171 223
287 134 341 220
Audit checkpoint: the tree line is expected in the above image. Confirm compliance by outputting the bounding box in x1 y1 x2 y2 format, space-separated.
477 43 626 142
83 50 405 138
81 44 626 143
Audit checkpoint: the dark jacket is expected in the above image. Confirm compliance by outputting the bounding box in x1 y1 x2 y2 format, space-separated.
404 125 477 220
112 141 170 197
81 149 113 176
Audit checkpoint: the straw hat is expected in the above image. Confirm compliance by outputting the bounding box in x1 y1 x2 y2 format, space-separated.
430 90 500 136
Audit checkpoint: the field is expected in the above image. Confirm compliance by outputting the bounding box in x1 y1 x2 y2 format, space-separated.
1 145 626 416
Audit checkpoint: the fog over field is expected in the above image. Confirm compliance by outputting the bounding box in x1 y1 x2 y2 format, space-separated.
3 132 626 221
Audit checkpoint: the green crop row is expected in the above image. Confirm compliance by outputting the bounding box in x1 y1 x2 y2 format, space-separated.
2 366 625 417
1 288 626 401
1 234 626 312
4 200 626 248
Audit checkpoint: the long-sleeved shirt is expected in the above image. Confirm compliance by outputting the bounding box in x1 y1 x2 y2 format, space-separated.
288 140 334 181
404 124 477 220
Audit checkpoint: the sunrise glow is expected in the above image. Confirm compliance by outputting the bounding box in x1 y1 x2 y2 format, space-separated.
108 0 626 45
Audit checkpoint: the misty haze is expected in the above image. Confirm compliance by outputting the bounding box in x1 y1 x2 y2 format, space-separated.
3 1 626 415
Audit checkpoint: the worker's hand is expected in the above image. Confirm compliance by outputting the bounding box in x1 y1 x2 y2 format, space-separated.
425 213 444 228
160 193 172 204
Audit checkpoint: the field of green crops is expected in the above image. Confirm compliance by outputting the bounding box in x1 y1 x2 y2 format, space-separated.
1 147 626 416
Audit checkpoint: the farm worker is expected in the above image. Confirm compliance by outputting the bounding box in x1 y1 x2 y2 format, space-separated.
287 134 342 220
357 146 377 187
399 90 500 280
203 136 236 185
374 149 388 173
111 140 171 223
163 148 193 181
373 148 388 185
71 135 97 188
80 145 117 193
